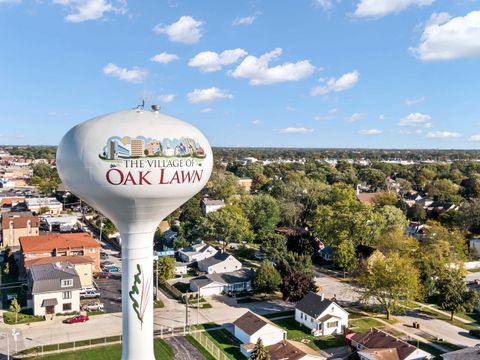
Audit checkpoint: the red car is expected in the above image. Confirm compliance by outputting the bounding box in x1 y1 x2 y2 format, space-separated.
94 272 111 279
64 315 89 324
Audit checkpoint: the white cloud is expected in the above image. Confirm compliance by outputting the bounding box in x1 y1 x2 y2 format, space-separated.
188 49 247 72
470 134 480 141
52 0 125 23
398 112 432 127
201 107 213 113
378 114 385 120
153 16 203 44
311 70 359 96
359 129 382 135
313 0 339 11
329 108 339 114
286 106 296 112
398 129 423 135
275 127 314 134
187 87 233 104
404 96 425 106
412 11 480 61
345 113 365 123
158 94 175 103
150 52 179 64
426 131 461 139
230 48 315 85
252 119 262 125
314 114 335 121
354 0 433 18
103 63 147 83
232 11 261 26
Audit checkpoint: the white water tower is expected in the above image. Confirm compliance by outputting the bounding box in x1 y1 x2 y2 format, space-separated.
56 106 213 359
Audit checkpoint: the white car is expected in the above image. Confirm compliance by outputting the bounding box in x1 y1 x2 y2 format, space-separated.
81 302 104 311
80 290 100 299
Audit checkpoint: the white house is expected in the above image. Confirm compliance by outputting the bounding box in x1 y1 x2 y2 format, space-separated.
27 262 82 316
351 328 432 360
26 198 63 215
174 262 188 275
189 269 253 297
197 252 242 274
233 311 286 357
295 292 349 336
269 340 328 360
201 199 225 215
441 346 480 360
178 241 217 263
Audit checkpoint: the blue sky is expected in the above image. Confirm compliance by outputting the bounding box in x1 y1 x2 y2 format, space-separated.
1 0 480 149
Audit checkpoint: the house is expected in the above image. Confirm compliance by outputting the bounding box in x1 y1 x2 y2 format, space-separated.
403 192 423 207
201 199 225 215
441 346 480 360
25 198 63 215
1 211 39 248
233 311 286 357
197 252 242 274
27 262 82 316
269 340 328 360
19 233 101 272
190 268 253 297
178 241 217 263
319 246 333 262
351 328 432 360
25 255 95 287
175 262 188 275
295 292 349 336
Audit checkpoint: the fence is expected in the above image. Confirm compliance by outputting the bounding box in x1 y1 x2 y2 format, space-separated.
190 330 230 360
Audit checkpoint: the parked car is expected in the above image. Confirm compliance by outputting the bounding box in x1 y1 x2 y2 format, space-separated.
81 302 104 311
101 260 114 267
80 290 100 299
64 315 89 324
104 266 120 273
469 329 480 338
94 272 111 279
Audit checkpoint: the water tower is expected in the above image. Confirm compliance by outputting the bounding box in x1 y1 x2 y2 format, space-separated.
56 106 213 359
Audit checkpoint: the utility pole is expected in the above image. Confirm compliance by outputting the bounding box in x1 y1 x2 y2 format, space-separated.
185 290 189 329
154 257 159 302
197 294 200 325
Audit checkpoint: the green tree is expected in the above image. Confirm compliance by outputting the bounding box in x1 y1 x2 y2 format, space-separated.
208 170 244 201
281 272 318 302
241 194 280 241
155 257 176 283
358 168 387 190
201 206 254 249
334 239 357 278
407 203 426 222
372 192 398 207
437 267 480 320
378 205 408 232
9 297 21 324
249 338 270 360
172 237 189 250
275 252 313 278
359 252 421 319
254 261 282 294
260 233 287 261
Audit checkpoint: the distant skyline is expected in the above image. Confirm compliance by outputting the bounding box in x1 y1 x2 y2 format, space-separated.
1 0 480 149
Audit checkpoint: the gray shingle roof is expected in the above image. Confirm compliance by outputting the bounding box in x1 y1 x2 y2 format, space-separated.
296 292 333 319
30 262 81 294
190 268 253 288
197 251 232 268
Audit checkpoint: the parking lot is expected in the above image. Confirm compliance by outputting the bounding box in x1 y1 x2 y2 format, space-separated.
94 273 122 313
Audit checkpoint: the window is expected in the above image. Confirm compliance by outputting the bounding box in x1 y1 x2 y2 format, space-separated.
300 313 303 320
63 291 72 299
327 321 339 329
63 303 72 311
61 279 73 287
310 317 314 323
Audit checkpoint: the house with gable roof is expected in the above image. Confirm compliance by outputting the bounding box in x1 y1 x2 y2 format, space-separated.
351 328 432 360
233 311 286 357
295 292 349 336
269 339 328 360
178 241 217 263
197 251 242 274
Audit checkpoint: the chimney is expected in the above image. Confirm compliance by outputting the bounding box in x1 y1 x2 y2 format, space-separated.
321 293 325 301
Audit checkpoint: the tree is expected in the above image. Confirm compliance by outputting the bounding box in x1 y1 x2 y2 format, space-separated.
9 297 21 324
201 206 254 249
281 272 318 302
249 338 270 360
334 239 357 278
155 257 176 283
254 261 282 294
359 252 421 319
437 267 480 320
373 192 398 207
172 237 189 250
407 203 426 222
378 205 408 232
208 170 244 201
241 194 280 241
275 252 313 278
260 233 287 261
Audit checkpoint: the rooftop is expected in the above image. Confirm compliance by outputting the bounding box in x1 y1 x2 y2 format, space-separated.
233 311 284 336
30 262 82 294
296 292 334 319
20 233 100 253
269 340 327 360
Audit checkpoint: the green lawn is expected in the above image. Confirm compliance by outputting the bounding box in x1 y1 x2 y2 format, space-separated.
419 307 477 331
186 335 216 360
3 311 45 325
203 329 244 359
272 318 345 350
349 318 384 333
24 339 174 359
